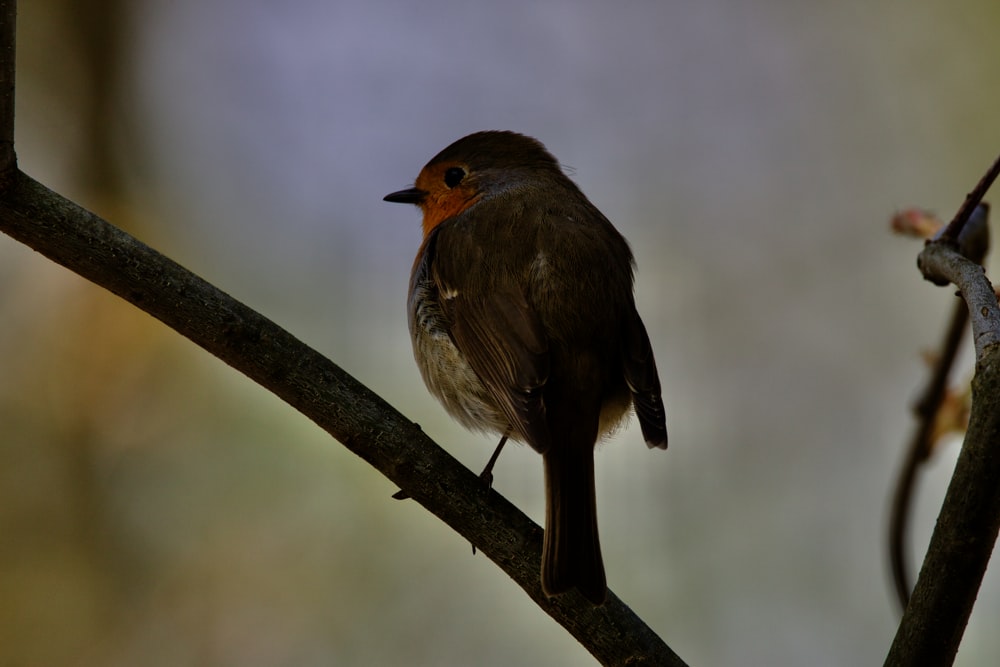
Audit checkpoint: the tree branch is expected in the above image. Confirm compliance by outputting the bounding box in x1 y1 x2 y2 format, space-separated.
939 153 1000 243
0 0 15 183
918 226 1000 360
888 204 989 611
885 194 1000 664
0 169 685 667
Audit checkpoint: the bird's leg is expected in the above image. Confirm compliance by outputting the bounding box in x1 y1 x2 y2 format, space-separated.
392 430 511 502
469 430 511 555
479 431 510 490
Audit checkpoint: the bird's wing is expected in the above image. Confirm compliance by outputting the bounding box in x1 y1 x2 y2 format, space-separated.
622 309 668 449
425 228 552 453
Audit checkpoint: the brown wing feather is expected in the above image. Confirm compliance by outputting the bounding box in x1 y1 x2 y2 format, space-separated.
622 308 668 449
439 286 552 453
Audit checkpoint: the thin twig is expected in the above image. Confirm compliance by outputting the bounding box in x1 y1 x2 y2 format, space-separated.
887 298 968 610
939 153 1000 243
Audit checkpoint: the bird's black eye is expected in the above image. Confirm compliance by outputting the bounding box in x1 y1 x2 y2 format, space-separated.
443 166 466 188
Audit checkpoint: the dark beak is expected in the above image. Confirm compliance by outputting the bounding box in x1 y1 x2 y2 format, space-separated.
383 187 428 204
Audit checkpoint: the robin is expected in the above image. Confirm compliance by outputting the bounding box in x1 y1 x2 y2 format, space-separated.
384 131 667 605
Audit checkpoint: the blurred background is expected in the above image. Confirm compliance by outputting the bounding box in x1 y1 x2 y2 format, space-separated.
4 0 1000 664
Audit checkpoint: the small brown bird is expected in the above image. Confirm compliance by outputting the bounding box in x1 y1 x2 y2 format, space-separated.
385 131 667 604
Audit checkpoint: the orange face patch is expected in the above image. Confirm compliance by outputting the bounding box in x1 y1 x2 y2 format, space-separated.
415 163 481 238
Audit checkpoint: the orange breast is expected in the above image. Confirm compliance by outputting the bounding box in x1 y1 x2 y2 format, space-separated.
420 188 481 237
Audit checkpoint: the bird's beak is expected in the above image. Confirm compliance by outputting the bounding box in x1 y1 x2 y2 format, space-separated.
383 187 428 204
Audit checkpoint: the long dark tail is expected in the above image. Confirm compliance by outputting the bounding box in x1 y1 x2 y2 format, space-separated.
541 440 606 604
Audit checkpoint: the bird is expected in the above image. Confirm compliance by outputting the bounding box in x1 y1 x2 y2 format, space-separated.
384 130 667 605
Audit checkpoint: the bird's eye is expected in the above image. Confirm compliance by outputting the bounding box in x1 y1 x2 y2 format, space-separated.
443 166 466 188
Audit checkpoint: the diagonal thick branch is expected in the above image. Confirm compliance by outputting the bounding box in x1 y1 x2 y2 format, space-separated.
885 201 1000 666
0 4 683 662
0 170 685 667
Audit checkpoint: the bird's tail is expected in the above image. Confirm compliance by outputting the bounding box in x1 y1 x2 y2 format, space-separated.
541 441 606 604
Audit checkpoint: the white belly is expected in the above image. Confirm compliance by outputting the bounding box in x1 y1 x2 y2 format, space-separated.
409 282 510 436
